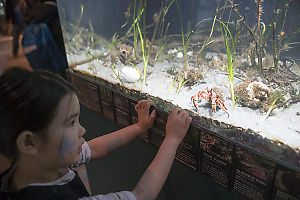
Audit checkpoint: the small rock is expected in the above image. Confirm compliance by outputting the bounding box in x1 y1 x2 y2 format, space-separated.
297 112 300 116
212 55 221 62
205 52 217 60
241 58 248 63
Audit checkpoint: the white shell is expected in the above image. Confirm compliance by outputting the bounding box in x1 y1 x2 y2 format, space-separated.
176 52 184 58
168 48 178 54
118 67 141 83
187 51 193 56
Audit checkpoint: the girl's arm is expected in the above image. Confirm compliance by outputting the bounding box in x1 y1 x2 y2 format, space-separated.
87 100 155 160
132 108 192 200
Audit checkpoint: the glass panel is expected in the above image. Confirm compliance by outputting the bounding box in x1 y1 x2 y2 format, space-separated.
57 0 300 153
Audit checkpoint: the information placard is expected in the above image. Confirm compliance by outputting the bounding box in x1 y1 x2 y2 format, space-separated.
176 125 200 170
232 147 276 200
199 130 233 188
272 166 300 200
87 82 101 114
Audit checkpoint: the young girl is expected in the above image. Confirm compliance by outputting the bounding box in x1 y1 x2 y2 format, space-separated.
0 67 192 200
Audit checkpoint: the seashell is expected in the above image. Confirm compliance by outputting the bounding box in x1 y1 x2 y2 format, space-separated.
176 52 184 58
168 48 178 55
118 66 141 83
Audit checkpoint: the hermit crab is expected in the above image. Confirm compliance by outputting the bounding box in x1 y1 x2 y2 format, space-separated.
191 88 229 117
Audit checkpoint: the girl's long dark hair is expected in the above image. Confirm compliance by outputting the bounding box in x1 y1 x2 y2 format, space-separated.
0 68 76 159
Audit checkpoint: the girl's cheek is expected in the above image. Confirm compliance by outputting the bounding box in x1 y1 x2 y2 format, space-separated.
58 135 77 161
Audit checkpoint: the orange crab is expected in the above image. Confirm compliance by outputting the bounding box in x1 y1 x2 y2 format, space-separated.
191 88 229 117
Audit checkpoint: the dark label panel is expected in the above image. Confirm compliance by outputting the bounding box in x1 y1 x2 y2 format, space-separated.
129 100 138 118
101 100 115 122
154 111 168 132
272 166 300 200
87 82 102 114
131 116 151 143
150 128 164 147
232 146 276 200
98 86 113 104
71 74 89 107
199 130 233 188
115 107 130 127
114 92 129 113
176 125 200 170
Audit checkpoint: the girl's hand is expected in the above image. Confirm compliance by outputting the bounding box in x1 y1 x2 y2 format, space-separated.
165 107 192 145
135 100 156 133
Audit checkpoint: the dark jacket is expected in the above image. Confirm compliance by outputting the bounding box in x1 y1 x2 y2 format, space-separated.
25 0 66 59
4 0 24 25
0 167 90 200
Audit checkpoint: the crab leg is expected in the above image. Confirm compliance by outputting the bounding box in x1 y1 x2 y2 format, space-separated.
191 91 210 111
191 94 200 110
211 98 217 112
216 98 229 117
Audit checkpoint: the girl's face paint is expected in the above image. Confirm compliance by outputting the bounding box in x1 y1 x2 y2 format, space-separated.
37 93 86 170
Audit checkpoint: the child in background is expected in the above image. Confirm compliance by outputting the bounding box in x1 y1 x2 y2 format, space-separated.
0 68 192 200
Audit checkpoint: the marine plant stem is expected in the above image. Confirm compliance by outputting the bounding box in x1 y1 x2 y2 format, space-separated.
197 15 217 60
109 33 118 52
151 1 163 43
133 0 138 54
111 64 123 85
155 41 166 61
137 22 149 87
130 62 143 90
159 0 176 38
176 76 189 95
217 19 236 109
262 97 279 122
169 74 177 94
274 0 288 70
174 0 190 71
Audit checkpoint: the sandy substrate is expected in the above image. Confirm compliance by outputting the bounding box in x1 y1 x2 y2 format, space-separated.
69 53 300 150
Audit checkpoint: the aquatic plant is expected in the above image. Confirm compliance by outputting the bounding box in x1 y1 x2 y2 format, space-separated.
123 0 145 54
169 74 189 95
111 64 123 85
217 19 236 109
109 33 118 52
154 42 166 61
130 62 143 90
159 0 176 38
85 22 96 75
121 0 133 29
262 97 279 122
169 75 177 94
133 0 139 56
227 0 263 73
229 0 300 73
196 15 217 64
262 90 285 121
137 22 149 87
176 76 189 95
175 0 189 70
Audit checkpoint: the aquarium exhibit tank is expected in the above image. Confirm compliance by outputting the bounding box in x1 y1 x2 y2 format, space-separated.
57 0 300 199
